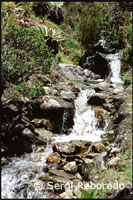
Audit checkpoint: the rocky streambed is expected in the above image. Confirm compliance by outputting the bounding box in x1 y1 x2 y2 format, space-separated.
1 61 132 198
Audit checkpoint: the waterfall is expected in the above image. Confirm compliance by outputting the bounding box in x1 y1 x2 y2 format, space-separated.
105 51 123 84
53 88 108 143
96 37 123 84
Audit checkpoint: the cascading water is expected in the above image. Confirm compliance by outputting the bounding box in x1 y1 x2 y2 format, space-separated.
97 36 123 84
2 87 108 198
3 36 123 199
55 88 107 143
2 142 53 199
105 51 123 84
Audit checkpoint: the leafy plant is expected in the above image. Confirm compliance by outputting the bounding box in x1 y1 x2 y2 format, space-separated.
35 25 65 42
2 25 54 83
49 2 64 8
16 81 45 98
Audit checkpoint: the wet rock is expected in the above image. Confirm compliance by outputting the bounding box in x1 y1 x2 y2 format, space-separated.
88 94 106 106
92 143 106 153
53 142 77 155
59 64 87 82
22 128 33 137
60 90 76 101
48 169 75 180
101 130 115 142
34 146 45 153
91 54 109 78
40 98 61 110
40 96 73 110
32 153 47 162
61 154 82 162
71 86 80 96
46 152 61 164
95 82 111 90
32 118 52 130
84 69 101 79
1 157 8 166
64 161 77 174
34 128 54 143
108 157 120 167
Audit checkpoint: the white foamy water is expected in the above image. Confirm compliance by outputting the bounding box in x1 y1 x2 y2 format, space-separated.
2 88 108 198
105 51 123 83
54 89 108 143
1 143 53 199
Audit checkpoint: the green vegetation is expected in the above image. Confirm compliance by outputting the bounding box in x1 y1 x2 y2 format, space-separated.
63 2 132 62
2 25 54 83
16 81 45 98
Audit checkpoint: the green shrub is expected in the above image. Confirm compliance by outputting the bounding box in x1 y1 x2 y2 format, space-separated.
16 81 45 98
65 39 79 50
2 25 54 83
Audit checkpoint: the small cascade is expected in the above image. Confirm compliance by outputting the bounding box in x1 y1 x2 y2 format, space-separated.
96 37 123 84
105 51 123 84
54 88 108 143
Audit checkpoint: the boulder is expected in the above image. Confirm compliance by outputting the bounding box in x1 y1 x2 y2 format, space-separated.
40 98 61 110
59 64 87 82
1 157 8 166
91 54 109 78
46 152 61 164
60 90 76 101
34 146 45 153
34 128 54 143
32 118 52 130
92 143 106 153
94 82 112 91
88 94 106 106
52 176 71 192
79 53 109 79
53 142 77 155
101 130 115 142
64 161 77 174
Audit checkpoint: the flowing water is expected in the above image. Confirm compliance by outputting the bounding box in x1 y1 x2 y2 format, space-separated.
54 88 107 143
2 87 108 199
105 51 123 84
97 37 123 84
1 37 123 198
